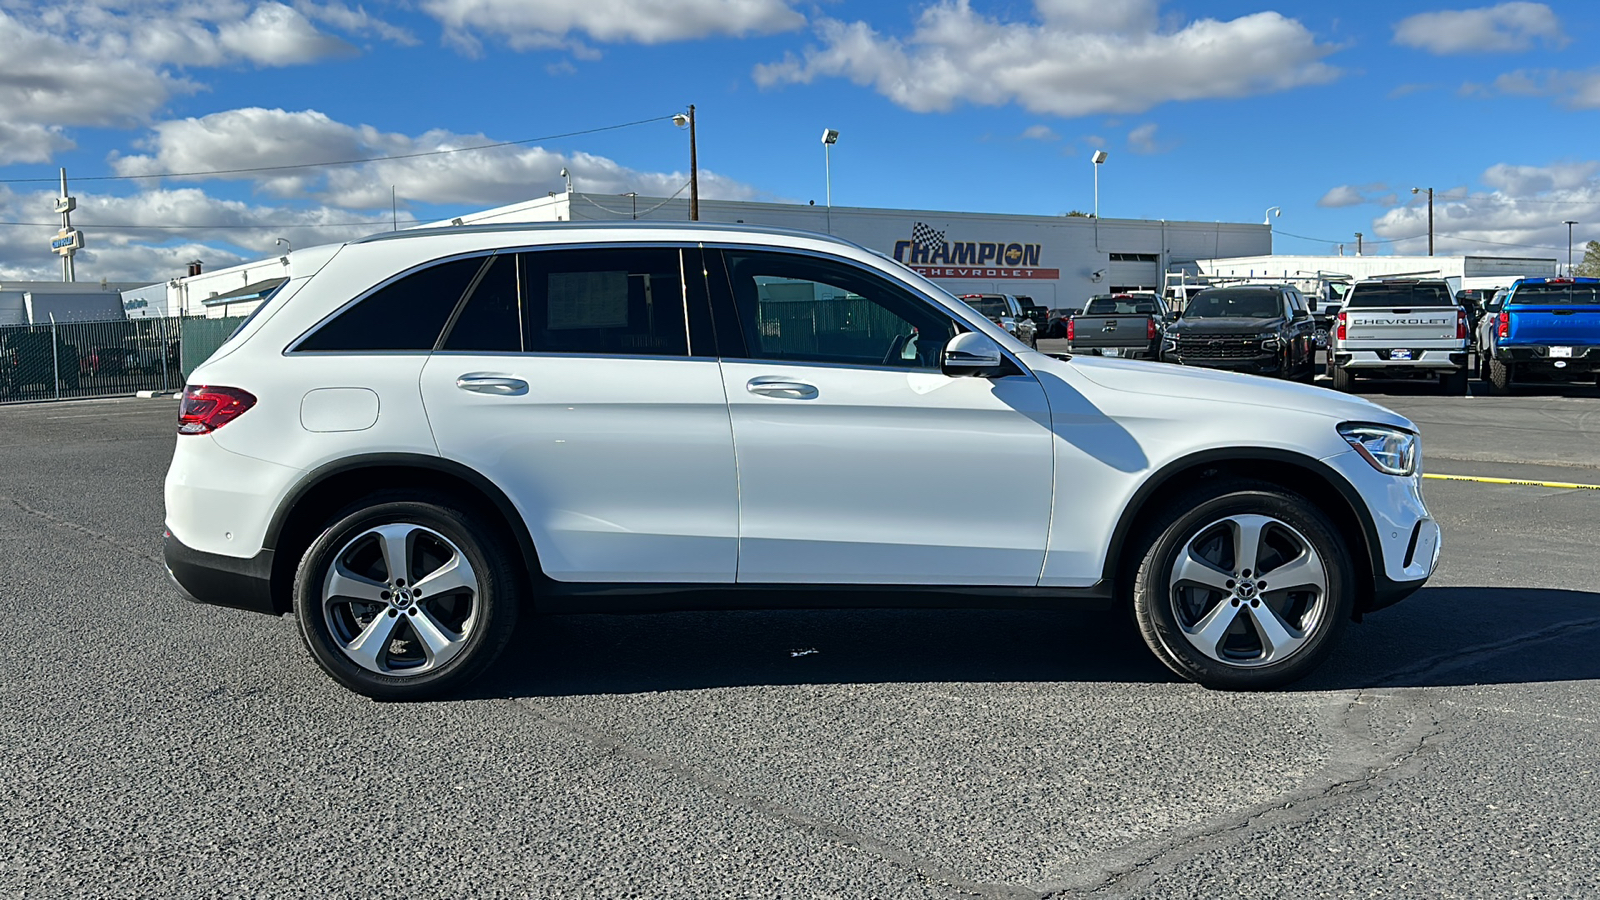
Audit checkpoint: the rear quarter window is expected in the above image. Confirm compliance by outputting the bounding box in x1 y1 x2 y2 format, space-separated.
1509 282 1600 305
1345 283 1454 307
294 256 487 352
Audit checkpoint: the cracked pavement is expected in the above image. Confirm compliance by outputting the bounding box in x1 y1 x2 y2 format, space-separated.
1 389 1597 898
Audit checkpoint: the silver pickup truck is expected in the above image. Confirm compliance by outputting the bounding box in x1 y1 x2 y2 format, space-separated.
1328 278 1470 394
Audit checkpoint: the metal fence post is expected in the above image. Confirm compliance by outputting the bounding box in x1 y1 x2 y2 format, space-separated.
49 313 60 401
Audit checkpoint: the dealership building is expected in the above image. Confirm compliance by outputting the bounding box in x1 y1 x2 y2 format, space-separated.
156 192 1273 318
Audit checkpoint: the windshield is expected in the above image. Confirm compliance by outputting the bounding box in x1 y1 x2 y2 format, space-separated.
1182 289 1281 319
1511 281 1600 305
961 296 1008 317
1345 282 1454 307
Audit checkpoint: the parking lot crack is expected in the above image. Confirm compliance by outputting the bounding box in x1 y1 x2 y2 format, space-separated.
504 696 1039 900
1 494 162 566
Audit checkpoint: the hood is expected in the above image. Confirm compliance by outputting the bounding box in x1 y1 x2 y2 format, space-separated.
1032 352 1414 431
1167 316 1285 334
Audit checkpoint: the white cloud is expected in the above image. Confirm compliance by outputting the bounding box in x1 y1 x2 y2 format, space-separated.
217 3 358 66
1318 183 1393 208
1020 124 1059 141
0 123 76 165
1478 68 1600 108
753 1 1339 117
422 0 804 52
1126 123 1161 154
1369 161 1600 257
0 11 185 128
296 1 419 46
1393 2 1564 55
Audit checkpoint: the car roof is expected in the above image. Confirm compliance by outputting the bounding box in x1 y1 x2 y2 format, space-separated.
351 220 855 248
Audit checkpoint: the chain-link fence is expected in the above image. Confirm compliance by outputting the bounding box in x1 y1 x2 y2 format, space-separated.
0 315 244 404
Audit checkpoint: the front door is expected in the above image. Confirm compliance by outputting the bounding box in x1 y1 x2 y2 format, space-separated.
708 249 1055 586
419 246 738 583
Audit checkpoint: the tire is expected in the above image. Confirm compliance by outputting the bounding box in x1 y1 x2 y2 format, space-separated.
294 491 522 700
1487 357 1514 395
1329 364 1355 392
1439 367 1469 395
1130 480 1354 690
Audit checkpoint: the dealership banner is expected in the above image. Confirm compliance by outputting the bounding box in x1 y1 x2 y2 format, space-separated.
892 222 1060 280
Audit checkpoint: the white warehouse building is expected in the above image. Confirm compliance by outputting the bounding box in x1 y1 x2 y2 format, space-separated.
162 192 1273 318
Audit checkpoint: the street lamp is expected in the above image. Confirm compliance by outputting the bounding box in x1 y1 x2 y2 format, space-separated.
821 128 840 207
1263 206 1281 226
1091 150 1109 218
559 167 572 194
1412 187 1434 256
622 192 638 220
672 106 699 221
1564 220 1579 275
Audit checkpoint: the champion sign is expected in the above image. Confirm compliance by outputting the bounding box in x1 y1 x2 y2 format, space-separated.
893 223 1059 280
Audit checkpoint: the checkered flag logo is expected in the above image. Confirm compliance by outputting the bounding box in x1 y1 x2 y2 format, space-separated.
911 221 945 253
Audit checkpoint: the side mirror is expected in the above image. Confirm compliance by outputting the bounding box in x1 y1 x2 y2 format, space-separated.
942 331 1004 377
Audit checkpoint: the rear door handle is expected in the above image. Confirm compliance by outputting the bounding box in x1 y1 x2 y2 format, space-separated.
456 374 528 396
746 378 819 400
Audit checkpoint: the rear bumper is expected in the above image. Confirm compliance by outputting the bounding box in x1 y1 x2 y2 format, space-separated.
164 530 280 616
1334 349 1467 371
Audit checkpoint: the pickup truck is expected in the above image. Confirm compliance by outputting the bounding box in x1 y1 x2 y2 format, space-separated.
1328 279 1470 394
1066 293 1167 359
1476 277 1600 394
956 293 1038 348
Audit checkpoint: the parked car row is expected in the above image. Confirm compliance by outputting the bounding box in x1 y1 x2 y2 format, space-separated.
1476 277 1600 393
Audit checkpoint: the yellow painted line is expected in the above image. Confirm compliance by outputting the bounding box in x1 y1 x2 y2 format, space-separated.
1424 473 1600 491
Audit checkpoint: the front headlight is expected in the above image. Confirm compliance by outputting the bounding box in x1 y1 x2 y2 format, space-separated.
1339 423 1418 476
1002 320 1018 333
1259 333 1280 349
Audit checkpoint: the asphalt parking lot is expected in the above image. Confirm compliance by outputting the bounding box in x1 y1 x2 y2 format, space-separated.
2 381 1598 899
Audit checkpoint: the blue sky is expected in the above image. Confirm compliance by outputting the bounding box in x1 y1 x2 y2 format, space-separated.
1 0 1596 281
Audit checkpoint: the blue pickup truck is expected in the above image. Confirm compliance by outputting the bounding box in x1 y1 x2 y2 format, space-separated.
1476 277 1600 394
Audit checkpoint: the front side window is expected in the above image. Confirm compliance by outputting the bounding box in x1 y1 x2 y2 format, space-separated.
296 256 486 352
719 251 957 369
441 247 695 357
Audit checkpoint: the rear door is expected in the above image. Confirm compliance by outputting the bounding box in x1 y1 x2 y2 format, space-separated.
419 245 739 584
709 248 1055 586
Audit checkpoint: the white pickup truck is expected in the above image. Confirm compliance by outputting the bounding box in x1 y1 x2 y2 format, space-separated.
1328 279 1470 394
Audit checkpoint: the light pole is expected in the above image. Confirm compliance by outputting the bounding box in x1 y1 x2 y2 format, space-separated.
1091 150 1108 218
1263 206 1281 225
821 129 840 207
672 106 699 221
559 167 572 194
1412 187 1434 255
623 192 638 219
1564 220 1579 275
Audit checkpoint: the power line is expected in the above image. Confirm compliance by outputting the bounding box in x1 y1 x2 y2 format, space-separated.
0 114 678 185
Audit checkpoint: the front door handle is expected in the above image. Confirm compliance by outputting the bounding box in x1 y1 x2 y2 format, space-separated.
456 374 528 396
746 378 819 400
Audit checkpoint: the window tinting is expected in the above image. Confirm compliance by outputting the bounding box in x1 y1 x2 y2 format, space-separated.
721 251 957 368
1344 282 1454 307
297 256 485 352
442 254 521 352
1510 281 1600 305
522 248 689 356
1183 289 1283 319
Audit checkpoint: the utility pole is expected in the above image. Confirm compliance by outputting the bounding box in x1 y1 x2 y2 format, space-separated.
1564 220 1579 275
1412 187 1434 256
672 106 699 221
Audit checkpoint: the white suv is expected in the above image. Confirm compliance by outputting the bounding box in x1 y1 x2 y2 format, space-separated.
165 222 1439 699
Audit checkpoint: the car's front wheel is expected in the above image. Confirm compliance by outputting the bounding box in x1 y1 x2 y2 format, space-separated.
294 492 521 700
1130 480 1353 690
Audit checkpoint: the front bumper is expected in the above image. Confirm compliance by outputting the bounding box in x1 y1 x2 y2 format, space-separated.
1319 449 1440 614
1164 352 1279 374
164 531 280 616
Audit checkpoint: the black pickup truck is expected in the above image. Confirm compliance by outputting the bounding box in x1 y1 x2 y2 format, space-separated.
1160 284 1317 381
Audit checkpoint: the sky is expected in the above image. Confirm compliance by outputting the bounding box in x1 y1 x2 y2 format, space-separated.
1 0 1597 282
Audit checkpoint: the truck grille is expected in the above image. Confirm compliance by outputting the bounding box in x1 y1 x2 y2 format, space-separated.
1175 333 1262 359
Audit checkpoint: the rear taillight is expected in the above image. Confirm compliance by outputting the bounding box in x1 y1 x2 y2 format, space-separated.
1146 319 1157 340
178 385 256 435
1066 318 1075 341
1456 308 1467 340
1497 310 1509 339
1335 311 1347 342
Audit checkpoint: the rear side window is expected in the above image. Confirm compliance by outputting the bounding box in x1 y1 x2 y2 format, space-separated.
296 256 485 352
441 247 694 357
1345 282 1454 308
1510 282 1600 305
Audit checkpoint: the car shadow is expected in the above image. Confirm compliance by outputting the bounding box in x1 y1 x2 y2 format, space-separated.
458 587 1600 699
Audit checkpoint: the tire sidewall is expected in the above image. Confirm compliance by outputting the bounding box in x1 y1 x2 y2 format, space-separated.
1134 486 1353 690
294 497 517 700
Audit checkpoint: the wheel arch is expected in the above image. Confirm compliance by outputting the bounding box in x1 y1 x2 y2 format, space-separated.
263 453 542 616
1101 448 1382 619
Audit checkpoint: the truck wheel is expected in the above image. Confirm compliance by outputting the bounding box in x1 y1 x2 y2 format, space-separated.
1439 368 1469 395
1329 365 1355 392
1129 479 1354 690
1487 358 1514 395
294 491 522 700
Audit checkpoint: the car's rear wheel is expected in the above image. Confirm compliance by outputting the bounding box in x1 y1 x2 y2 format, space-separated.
1130 481 1353 690
1329 364 1355 392
1487 358 1514 395
294 493 521 700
